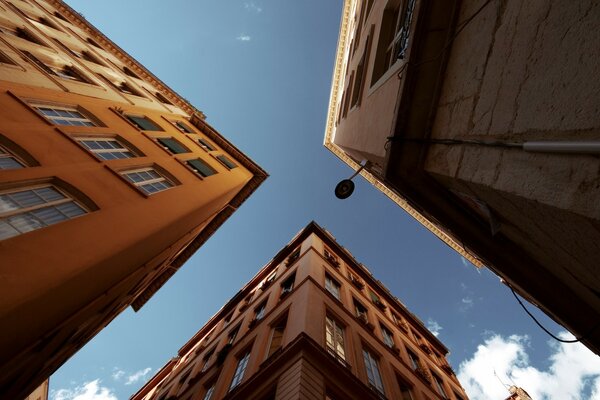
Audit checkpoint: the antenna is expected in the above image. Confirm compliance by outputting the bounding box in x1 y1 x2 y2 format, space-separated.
494 370 510 392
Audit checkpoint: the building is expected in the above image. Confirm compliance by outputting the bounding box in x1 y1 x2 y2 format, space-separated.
504 386 532 400
24 380 49 400
132 222 469 400
324 0 600 353
0 1 266 398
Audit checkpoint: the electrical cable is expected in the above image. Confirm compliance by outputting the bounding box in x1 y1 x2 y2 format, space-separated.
396 0 495 79
509 286 600 344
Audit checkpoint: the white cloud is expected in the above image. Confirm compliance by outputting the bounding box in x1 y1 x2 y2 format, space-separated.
125 368 152 385
236 34 251 41
426 318 443 337
111 368 125 381
460 296 474 312
244 2 262 13
51 380 117 400
457 332 600 400
461 256 469 267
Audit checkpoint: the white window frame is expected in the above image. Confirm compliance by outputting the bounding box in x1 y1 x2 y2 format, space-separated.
362 348 385 394
0 144 26 169
0 184 87 240
381 324 394 348
32 103 98 127
325 274 341 300
76 136 137 160
228 351 250 391
325 315 346 361
121 167 174 195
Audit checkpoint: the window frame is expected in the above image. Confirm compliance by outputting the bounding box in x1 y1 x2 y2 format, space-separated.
0 184 88 241
380 323 395 348
0 143 27 169
119 166 176 196
362 347 385 395
325 273 341 300
155 137 191 155
214 154 237 170
122 113 164 132
185 158 217 178
325 315 346 362
74 135 141 160
30 102 102 127
228 350 251 391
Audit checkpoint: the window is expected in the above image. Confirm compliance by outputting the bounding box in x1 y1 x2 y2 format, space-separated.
54 11 69 22
280 272 295 296
324 247 339 266
157 137 189 154
186 159 217 178
14 27 46 46
87 37 102 49
82 51 103 65
432 374 448 398
227 325 240 344
368 289 380 303
0 50 17 66
372 0 414 84
381 324 395 348
76 137 137 160
350 33 371 108
215 154 237 170
407 349 419 370
118 81 143 96
173 120 194 134
155 91 173 105
397 375 414 400
267 314 287 357
254 301 267 320
391 313 400 326
201 347 215 372
267 271 277 283
0 145 26 169
202 385 215 400
33 104 98 127
229 351 250 391
453 391 465 400
0 185 87 240
354 299 368 321
325 316 346 361
124 114 163 131
121 167 174 195
197 138 215 151
224 312 234 324
325 273 341 300
362 348 385 395
123 66 140 79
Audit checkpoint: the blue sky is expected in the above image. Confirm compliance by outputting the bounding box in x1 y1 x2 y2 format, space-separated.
52 1 600 399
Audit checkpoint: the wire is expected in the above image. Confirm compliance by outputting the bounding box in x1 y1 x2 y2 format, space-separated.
510 286 600 344
396 0 496 79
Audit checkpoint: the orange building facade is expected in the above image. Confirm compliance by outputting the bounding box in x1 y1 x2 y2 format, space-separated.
0 1 266 398
133 222 468 400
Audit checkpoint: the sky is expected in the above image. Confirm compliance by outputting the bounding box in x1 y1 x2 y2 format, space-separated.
51 1 600 399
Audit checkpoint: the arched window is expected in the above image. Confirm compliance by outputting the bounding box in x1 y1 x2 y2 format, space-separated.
0 134 39 169
0 181 94 240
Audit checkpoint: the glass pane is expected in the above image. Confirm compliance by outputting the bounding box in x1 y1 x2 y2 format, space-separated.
158 138 188 154
0 157 24 169
216 155 237 169
8 213 43 233
0 219 19 240
187 159 216 177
